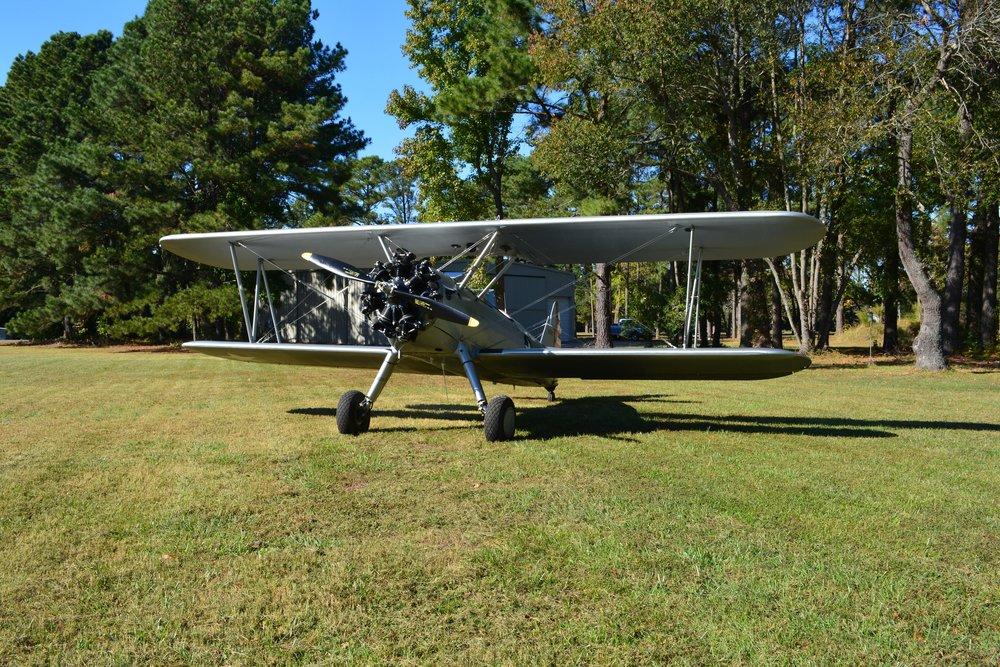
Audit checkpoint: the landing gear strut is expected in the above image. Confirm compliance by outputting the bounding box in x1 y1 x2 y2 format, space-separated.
457 342 516 441
337 346 399 436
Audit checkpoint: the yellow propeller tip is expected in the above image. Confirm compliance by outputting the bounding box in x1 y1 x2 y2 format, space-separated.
300 252 313 260
468 317 479 328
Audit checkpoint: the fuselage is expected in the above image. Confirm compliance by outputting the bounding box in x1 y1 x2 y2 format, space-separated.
406 275 544 356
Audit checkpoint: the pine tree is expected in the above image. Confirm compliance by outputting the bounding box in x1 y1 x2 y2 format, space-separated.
0 31 116 339
0 0 367 341
387 0 534 222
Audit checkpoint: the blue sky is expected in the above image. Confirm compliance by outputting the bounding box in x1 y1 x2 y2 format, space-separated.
0 0 424 158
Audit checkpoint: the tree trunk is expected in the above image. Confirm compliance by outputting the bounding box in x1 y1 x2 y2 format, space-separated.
965 209 984 347
895 122 946 369
835 302 844 335
883 247 899 353
739 263 752 346
815 268 834 349
813 213 838 350
981 202 999 349
712 299 723 347
732 261 741 339
790 248 812 354
594 262 613 349
739 260 771 347
943 102 973 354
770 278 783 348
942 198 967 354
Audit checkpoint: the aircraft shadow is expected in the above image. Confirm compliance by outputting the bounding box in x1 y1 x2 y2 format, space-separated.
809 359 912 370
289 394 1000 441
513 399 895 440
289 407 338 417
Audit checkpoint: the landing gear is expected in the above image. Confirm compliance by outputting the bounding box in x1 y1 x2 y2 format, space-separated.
337 390 371 435
484 395 516 442
337 346 399 436
457 341 517 441
339 340 520 441
456 341 488 413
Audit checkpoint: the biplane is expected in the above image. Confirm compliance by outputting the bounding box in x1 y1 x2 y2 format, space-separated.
160 212 824 441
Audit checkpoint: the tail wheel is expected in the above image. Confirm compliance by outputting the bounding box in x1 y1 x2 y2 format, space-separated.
337 390 371 435
483 395 516 442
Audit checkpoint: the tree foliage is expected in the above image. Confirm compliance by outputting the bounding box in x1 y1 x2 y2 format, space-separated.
2 0 999 362
387 0 535 221
0 0 366 340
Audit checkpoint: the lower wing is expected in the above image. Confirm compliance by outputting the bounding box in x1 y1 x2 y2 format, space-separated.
183 341 808 384
476 347 810 381
183 341 544 387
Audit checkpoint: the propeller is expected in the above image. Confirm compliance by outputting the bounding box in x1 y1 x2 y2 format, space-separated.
402 290 479 327
301 252 478 328
301 252 375 285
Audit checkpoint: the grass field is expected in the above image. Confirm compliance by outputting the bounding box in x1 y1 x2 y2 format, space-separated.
1 346 998 663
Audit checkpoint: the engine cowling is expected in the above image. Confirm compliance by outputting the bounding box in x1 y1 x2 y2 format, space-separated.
359 249 442 342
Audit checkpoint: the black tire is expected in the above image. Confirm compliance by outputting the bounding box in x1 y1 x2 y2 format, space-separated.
483 395 516 442
337 390 371 435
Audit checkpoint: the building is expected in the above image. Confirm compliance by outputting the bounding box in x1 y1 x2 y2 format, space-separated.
276 261 576 346
482 262 576 346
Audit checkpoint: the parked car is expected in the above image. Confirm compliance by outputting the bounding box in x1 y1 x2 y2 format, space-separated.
611 318 653 341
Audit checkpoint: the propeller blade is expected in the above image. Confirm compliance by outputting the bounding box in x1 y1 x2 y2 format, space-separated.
398 291 479 328
301 252 375 285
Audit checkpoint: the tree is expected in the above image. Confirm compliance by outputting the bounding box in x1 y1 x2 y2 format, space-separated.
0 31 116 339
5 0 365 338
871 0 1000 368
388 0 534 222
528 0 661 348
979 201 999 348
342 156 418 225
88 0 364 340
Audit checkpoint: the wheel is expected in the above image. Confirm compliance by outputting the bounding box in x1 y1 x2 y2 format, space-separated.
483 395 516 442
337 390 371 435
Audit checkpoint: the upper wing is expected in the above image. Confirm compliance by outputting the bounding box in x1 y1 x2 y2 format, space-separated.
160 211 823 270
476 347 811 381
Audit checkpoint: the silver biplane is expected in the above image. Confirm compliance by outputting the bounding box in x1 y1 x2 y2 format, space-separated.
160 212 823 441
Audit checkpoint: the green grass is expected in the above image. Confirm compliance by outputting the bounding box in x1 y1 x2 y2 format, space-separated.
0 346 997 663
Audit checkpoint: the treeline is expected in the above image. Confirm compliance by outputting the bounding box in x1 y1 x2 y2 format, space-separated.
387 0 1000 368
0 0 368 341
2 1 999 369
